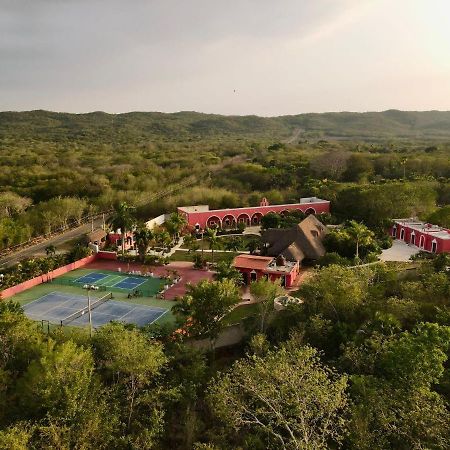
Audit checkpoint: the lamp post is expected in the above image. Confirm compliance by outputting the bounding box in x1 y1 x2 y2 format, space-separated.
201 230 204 260
83 284 99 337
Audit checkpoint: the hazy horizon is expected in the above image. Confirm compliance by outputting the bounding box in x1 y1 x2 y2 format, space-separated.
1 0 449 115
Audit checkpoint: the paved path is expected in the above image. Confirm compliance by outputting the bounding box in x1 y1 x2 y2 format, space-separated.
380 240 420 262
0 218 104 268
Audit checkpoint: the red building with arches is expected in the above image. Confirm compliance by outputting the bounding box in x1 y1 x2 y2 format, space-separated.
391 219 450 254
178 197 330 231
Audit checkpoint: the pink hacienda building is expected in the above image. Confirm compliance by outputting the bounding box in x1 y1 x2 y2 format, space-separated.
177 197 330 231
391 219 450 254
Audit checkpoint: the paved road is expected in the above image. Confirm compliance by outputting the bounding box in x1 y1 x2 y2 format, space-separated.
0 217 104 268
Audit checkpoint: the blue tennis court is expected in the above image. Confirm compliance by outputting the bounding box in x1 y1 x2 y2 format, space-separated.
113 277 147 290
73 272 151 292
75 272 109 284
23 292 167 328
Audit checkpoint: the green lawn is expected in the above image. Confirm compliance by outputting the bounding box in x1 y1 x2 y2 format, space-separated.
222 303 258 326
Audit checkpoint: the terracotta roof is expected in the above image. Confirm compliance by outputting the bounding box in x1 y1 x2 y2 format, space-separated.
233 255 274 271
261 215 328 262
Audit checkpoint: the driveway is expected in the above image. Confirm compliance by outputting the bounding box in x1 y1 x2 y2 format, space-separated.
380 240 420 262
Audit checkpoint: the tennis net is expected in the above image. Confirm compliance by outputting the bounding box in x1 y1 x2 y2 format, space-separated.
60 292 112 326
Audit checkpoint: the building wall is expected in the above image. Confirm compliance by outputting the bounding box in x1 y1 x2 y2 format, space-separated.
145 214 169 230
0 254 97 299
235 265 299 288
108 232 135 250
179 201 330 230
391 223 450 254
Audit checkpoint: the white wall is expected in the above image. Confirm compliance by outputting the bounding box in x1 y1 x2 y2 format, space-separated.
145 214 169 230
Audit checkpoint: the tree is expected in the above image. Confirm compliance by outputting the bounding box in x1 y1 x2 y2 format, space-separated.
343 154 374 182
16 340 95 421
246 237 260 255
92 323 167 446
310 150 350 180
427 205 450 229
153 227 172 253
298 265 371 323
223 237 241 251
172 279 240 349
261 212 280 230
165 212 187 242
346 220 375 260
133 228 154 262
250 278 283 333
108 202 136 255
205 228 221 265
0 192 32 219
183 233 200 253
346 323 450 450
214 260 243 285
324 221 379 261
208 341 348 449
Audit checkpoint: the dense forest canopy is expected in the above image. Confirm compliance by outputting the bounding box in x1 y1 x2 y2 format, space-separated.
2 109 450 141
0 109 449 250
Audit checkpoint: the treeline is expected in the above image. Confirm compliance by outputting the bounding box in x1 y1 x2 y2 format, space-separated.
0 194 91 250
1 256 450 448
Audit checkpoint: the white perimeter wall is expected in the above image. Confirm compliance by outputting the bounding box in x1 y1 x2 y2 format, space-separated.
145 214 170 230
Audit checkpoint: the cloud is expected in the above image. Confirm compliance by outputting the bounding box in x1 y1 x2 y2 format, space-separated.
0 0 448 114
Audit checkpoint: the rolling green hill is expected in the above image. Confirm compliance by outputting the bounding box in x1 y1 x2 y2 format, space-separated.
1 109 450 142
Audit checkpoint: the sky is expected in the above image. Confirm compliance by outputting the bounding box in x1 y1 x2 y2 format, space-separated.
1 0 449 116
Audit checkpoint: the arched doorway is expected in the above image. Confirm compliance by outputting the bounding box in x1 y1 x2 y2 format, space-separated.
419 235 425 249
206 216 221 228
392 226 397 238
431 240 437 253
410 233 415 246
222 214 236 229
237 213 251 226
251 212 263 225
304 208 316 215
400 228 405 240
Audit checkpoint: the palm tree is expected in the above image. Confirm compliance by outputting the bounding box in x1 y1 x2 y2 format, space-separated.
346 220 374 260
108 202 136 255
133 228 154 262
205 228 221 265
154 229 172 253
166 212 187 242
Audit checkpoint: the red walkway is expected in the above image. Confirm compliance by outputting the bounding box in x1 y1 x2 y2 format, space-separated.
85 260 214 300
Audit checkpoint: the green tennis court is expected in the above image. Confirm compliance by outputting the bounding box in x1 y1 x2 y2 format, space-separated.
53 268 165 297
